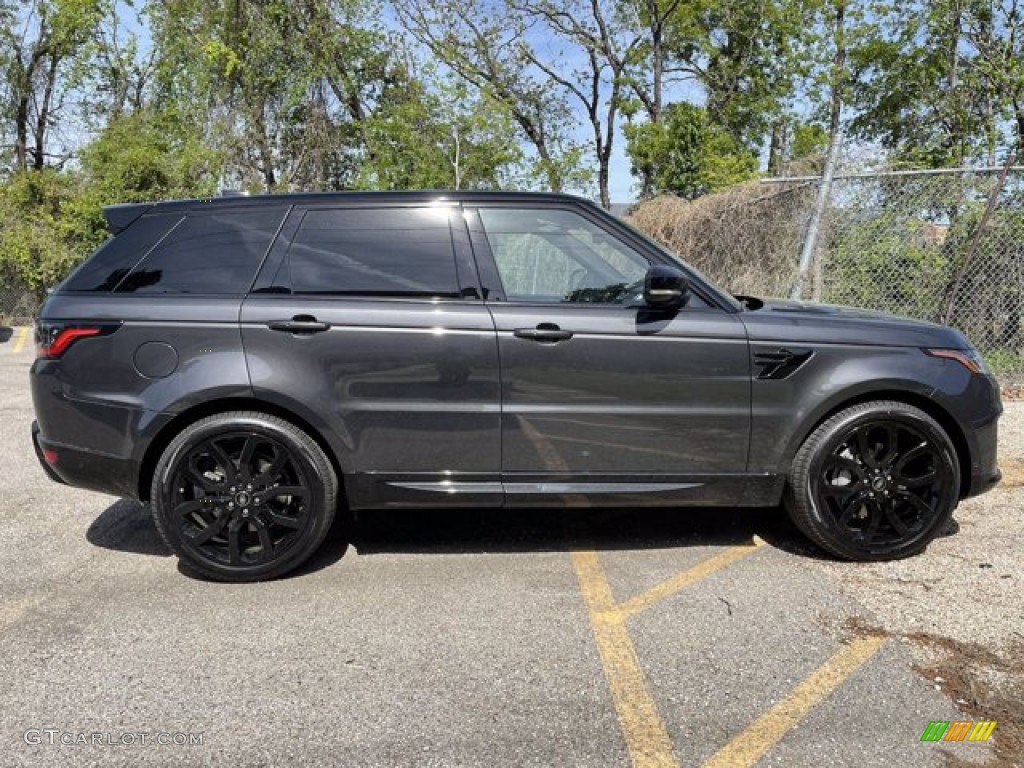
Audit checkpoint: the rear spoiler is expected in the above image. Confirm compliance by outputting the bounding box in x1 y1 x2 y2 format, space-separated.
102 203 153 235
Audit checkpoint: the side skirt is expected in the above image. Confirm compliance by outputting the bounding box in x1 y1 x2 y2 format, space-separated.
348 472 784 510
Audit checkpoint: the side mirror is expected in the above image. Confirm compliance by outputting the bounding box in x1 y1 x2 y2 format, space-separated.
643 265 689 307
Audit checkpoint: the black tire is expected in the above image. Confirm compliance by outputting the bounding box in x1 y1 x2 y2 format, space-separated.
150 411 338 582
784 400 960 561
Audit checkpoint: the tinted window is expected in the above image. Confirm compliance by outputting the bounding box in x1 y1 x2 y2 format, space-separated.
63 214 181 292
479 208 649 304
114 209 286 295
288 207 459 296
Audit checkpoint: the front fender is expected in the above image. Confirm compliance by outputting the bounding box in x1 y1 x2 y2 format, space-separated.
749 344 943 475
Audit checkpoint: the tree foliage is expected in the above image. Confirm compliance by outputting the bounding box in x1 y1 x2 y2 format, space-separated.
624 102 757 198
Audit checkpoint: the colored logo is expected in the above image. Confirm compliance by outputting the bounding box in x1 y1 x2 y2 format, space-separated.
921 721 996 742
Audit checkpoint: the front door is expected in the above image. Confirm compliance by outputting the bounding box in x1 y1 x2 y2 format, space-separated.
467 204 751 505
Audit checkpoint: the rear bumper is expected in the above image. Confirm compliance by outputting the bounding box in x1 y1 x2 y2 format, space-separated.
31 420 138 498
31 421 65 485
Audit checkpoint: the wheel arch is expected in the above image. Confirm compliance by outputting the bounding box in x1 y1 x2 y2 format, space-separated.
137 397 346 503
784 388 972 498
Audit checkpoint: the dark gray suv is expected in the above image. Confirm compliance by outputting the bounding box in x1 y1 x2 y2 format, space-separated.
30 192 1002 581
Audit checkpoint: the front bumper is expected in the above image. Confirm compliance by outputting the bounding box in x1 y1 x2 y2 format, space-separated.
963 414 1001 498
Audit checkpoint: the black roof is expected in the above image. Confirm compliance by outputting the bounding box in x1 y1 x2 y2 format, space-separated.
103 190 594 233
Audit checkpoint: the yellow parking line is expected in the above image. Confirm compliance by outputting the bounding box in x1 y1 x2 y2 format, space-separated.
12 326 29 353
617 541 762 618
702 635 887 768
572 549 677 768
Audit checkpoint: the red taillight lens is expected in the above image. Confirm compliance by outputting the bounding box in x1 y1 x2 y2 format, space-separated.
42 448 58 464
37 326 102 359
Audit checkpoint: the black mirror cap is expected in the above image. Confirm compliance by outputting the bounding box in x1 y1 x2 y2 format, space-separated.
644 265 689 307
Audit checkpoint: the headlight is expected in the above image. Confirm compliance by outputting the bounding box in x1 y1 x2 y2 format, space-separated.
924 347 991 375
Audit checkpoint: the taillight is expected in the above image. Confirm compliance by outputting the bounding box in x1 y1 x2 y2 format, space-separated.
36 325 102 359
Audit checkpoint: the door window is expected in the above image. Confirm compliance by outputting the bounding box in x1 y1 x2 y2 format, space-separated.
288 207 460 297
478 208 649 303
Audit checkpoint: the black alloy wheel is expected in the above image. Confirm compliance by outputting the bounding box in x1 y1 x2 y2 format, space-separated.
786 401 960 561
151 412 338 581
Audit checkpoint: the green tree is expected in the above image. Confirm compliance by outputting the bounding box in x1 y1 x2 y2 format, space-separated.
624 102 757 199
355 80 524 190
846 0 1022 167
397 0 589 195
0 0 106 170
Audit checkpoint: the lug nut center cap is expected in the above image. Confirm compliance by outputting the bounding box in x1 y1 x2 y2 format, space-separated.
870 476 887 491
235 491 252 507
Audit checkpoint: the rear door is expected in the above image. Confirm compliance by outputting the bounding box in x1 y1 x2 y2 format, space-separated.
466 203 751 506
240 201 502 510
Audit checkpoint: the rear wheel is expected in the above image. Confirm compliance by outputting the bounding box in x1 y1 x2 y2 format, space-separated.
151 411 338 581
785 400 959 561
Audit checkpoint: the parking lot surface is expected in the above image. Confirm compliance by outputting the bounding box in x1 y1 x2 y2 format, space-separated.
1 329 1019 767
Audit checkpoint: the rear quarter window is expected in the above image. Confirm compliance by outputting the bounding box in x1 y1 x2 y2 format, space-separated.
113 208 287 295
62 214 181 292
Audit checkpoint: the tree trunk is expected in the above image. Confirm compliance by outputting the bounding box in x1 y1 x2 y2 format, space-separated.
767 120 786 176
32 54 61 171
14 92 30 172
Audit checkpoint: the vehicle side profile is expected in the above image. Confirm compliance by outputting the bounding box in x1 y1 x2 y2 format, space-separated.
30 192 1002 581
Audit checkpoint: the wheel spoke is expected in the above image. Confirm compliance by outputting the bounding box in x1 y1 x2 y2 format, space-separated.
253 519 274 559
836 490 870 526
895 443 930 474
182 464 219 494
237 437 257 480
878 424 899 467
896 490 935 520
882 501 911 535
227 518 244 565
860 500 884 541
254 449 288 486
268 511 302 529
266 485 307 499
174 499 212 517
821 480 864 498
855 430 878 468
901 470 938 489
188 512 231 546
827 456 867 479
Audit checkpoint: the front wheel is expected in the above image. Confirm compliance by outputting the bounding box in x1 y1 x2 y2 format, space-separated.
785 400 960 561
151 411 338 581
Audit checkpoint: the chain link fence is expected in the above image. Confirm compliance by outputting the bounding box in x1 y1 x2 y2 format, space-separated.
0 268 36 326
768 166 1024 386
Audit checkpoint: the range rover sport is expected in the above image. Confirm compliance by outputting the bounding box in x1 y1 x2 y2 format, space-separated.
30 192 1002 581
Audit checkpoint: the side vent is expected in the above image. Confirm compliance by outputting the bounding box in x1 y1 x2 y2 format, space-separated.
753 347 814 380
